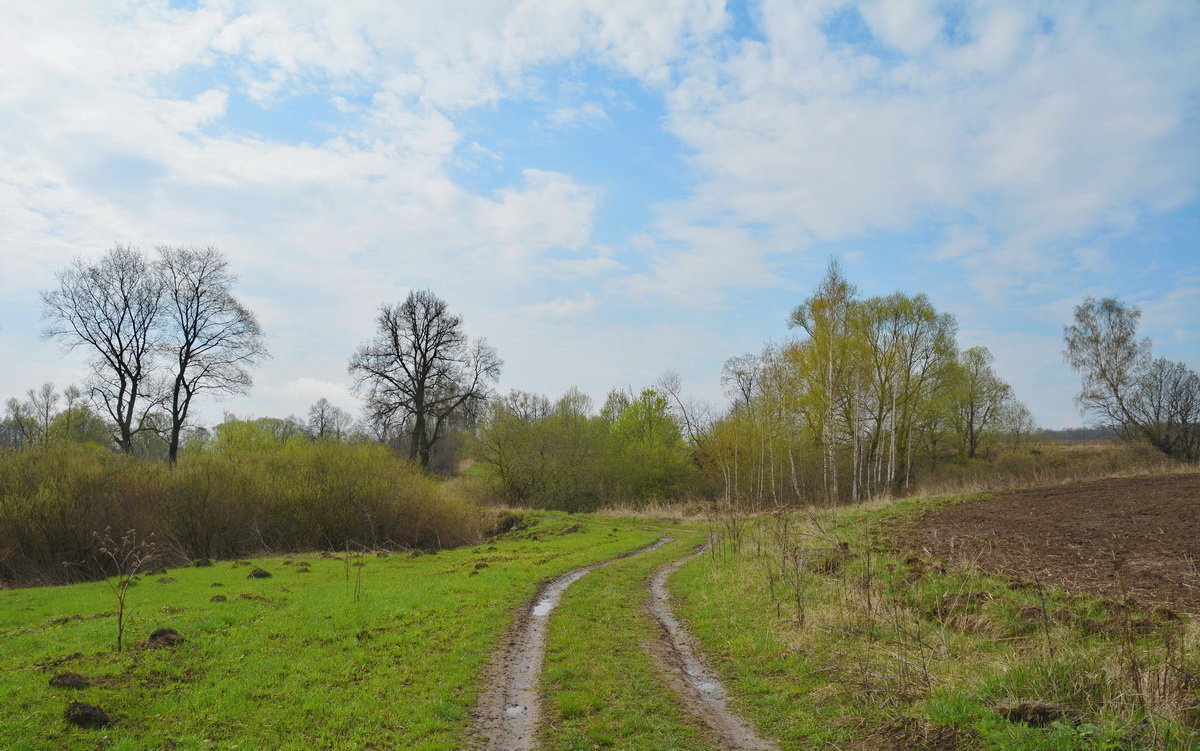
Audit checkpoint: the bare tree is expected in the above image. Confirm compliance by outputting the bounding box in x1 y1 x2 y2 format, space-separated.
42 245 164 454
157 246 267 463
88 528 159 652
657 370 715 449
2 397 37 445
308 397 354 440
348 290 501 468
1065 297 1200 462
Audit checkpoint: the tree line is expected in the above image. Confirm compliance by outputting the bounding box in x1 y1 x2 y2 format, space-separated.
6 247 1196 509
697 262 1035 507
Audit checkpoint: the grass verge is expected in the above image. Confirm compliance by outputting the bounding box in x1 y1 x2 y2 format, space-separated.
671 496 1200 750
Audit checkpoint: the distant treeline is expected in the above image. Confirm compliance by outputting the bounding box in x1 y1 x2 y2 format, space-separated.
1038 427 1117 441
4 248 1195 549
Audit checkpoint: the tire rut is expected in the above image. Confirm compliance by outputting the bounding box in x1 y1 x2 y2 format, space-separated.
469 536 671 750
646 543 780 751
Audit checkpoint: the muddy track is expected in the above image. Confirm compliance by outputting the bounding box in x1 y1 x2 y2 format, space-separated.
646 543 780 751
469 536 671 750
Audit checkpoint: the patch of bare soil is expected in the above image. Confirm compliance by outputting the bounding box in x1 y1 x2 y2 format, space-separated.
142 627 184 649
64 701 110 729
49 672 89 689
645 543 780 751
468 537 670 751
897 473 1200 614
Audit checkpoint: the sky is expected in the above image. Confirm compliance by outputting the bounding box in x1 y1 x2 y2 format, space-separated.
0 0 1197 430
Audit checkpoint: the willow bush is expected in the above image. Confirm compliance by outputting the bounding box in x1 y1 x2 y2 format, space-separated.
0 441 482 586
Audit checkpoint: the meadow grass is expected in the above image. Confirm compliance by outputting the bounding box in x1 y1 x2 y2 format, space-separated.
671 497 1200 750
540 520 711 750
0 514 659 750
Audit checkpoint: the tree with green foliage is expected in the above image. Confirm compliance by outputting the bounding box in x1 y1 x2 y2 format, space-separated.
947 346 1018 459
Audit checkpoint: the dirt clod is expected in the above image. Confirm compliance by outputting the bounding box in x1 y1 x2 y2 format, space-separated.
247 567 271 579
474 562 489 570
999 701 1071 727
64 702 110 729
210 594 227 602
154 577 176 584
50 672 89 689
143 627 184 649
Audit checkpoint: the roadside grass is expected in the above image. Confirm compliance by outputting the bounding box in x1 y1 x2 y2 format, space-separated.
671 497 1200 750
541 521 712 750
0 514 660 750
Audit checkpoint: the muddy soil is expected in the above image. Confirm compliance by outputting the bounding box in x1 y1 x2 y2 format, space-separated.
645 544 779 751
896 473 1200 613
469 537 670 751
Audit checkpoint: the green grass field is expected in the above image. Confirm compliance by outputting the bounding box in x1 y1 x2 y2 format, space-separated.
671 498 1200 750
3 491 1197 750
0 514 660 750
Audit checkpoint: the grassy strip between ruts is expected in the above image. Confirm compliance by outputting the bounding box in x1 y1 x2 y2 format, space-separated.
671 495 1200 750
0 514 660 750
540 521 712 750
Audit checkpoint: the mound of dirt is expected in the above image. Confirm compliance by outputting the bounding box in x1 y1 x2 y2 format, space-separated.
247 566 271 579
239 593 265 601
64 702 110 729
210 594 227 602
999 701 1073 727
895 474 1200 614
143 627 184 649
49 672 89 689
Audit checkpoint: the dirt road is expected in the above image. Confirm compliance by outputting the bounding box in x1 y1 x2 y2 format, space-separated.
646 543 780 751
469 537 670 750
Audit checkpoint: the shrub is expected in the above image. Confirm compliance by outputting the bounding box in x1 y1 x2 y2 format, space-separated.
0 441 483 586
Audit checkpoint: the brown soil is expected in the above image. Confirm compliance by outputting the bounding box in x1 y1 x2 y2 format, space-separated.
247 567 271 579
142 627 184 649
49 672 89 689
64 701 110 729
645 542 780 751
998 701 1074 727
896 473 1200 614
468 537 670 751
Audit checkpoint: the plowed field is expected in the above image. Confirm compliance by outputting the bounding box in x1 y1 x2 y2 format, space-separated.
900 473 1200 613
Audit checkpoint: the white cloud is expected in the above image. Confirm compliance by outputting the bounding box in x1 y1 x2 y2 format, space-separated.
522 292 597 318
0 0 1195 430
643 0 1199 305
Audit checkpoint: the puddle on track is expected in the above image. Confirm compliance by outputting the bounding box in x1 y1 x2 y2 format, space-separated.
470 536 671 751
